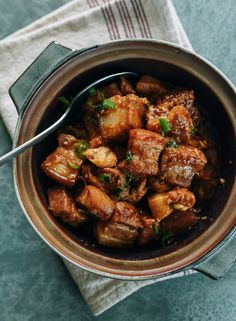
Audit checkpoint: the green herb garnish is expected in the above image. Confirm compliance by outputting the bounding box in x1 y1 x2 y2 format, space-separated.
88 87 96 96
88 97 116 113
159 118 171 136
166 140 178 148
124 174 132 189
66 160 79 170
58 96 71 108
98 173 111 184
74 140 89 159
114 175 131 199
152 223 174 248
190 124 195 134
126 151 133 162
161 231 174 248
115 187 123 195
153 223 161 236
102 99 116 110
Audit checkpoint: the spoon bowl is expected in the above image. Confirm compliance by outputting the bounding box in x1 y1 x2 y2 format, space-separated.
0 71 138 167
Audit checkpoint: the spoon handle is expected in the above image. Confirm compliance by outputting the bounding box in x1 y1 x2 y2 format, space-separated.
0 107 70 167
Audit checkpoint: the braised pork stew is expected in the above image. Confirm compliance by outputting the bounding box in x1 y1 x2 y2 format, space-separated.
41 75 218 249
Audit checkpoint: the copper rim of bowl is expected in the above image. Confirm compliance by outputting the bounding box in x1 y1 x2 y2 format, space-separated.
13 39 236 280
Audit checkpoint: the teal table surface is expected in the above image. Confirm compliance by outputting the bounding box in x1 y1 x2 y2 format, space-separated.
0 1 235 320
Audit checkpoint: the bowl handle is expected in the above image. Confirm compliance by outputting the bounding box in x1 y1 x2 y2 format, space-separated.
193 231 236 279
9 41 97 113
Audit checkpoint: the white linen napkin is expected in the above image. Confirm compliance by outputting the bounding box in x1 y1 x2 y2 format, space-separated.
0 0 195 315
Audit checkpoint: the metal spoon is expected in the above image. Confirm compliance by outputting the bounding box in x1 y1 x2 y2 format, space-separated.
0 72 138 167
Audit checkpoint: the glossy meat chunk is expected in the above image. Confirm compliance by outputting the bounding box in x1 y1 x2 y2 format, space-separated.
160 208 197 235
145 103 166 132
160 146 207 187
89 136 104 148
120 77 135 95
47 186 88 225
167 105 194 144
157 89 200 126
136 75 167 96
188 136 208 150
99 94 147 141
138 215 157 246
95 201 142 248
148 186 196 220
96 221 138 248
156 89 195 111
118 129 167 176
146 104 194 144
146 89 198 133
192 146 218 200
76 185 114 221
58 133 80 148
103 83 121 97
111 201 142 229
83 146 117 168
41 134 82 187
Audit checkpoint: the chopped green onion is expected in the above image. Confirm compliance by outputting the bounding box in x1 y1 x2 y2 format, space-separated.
58 96 71 108
153 223 161 236
113 175 131 199
98 173 111 184
87 96 116 113
152 223 174 247
88 87 96 96
166 140 178 148
102 99 116 110
159 118 171 136
126 151 133 162
66 160 79 170
161 231 174 248
190 124 195 133
74 140 89 159
114 187 124 197
124 174 132 189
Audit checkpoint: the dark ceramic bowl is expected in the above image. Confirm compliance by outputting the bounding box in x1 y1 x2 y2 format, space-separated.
10 40 236 280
